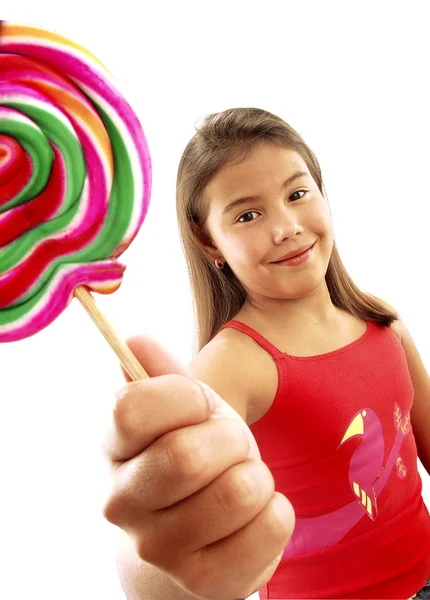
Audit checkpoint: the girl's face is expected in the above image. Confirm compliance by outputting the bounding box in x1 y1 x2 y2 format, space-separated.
201 143 334 304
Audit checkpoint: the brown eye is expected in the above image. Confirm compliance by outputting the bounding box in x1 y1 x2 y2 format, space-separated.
290 190 307 202
237 211 259 223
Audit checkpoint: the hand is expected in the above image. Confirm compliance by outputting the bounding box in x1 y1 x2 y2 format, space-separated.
102 336 295 599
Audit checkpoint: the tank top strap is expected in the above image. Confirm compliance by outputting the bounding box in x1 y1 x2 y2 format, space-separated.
221 320 284 359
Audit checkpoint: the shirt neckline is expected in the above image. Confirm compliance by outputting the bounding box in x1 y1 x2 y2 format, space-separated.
228 319 373 361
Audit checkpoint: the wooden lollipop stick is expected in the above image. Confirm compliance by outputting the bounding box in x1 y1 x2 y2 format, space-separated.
74 285 148 381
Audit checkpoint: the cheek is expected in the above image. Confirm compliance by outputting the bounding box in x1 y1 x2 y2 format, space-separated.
221 236 265 272
229 236 259 261
309 201 332 236
211 228 248 263
322 212 333 238
316 208 334 257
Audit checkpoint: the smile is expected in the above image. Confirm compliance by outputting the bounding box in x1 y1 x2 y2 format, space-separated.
272 242 315 267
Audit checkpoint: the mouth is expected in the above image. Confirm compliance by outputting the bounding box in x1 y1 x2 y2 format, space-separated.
272 242 316 263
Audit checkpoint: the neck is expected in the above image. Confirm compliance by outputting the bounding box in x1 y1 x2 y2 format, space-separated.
238 281 341 331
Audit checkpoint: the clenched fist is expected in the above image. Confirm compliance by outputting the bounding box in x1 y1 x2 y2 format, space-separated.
102 336 295 599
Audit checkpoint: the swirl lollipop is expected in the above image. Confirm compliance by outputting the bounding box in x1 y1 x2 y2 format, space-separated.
0 21 151 379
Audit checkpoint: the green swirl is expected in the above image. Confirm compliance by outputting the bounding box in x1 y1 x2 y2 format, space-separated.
4 101 134 311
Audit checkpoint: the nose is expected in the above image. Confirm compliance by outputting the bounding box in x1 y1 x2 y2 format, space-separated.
270 205 304 243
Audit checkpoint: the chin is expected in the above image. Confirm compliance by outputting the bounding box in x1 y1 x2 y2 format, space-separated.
271 276 326 300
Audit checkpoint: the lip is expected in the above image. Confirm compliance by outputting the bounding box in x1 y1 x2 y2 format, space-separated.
272 242 315 263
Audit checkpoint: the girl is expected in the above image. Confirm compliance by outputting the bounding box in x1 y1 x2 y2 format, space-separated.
103 108 430 599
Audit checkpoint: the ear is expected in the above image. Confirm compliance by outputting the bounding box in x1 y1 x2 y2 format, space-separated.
190 220 223 262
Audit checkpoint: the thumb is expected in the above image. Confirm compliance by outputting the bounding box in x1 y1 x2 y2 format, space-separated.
121 335 191 382
122 335 261 462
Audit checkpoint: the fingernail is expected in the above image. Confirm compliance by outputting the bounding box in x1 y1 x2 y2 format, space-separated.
197 380 217 413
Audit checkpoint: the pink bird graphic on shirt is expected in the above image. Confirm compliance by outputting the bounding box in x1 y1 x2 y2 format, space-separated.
283 403 411 558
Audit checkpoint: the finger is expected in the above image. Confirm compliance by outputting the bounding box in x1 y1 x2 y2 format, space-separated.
177 492 295 600
103 417 251 525
143 460 276 559
102 373 214 462
120 335 192 382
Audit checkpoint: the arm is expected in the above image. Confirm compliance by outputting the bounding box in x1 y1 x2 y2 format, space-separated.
114 333 257 600
391 318 430 476
186 331 255 423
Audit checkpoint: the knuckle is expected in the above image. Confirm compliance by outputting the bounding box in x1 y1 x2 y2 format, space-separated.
102 493 122 525
164 373 199 398
219 460 272 512
112 385 138 438
265 493 296 542
135 526 167 566
166 430 208 480
135 536 157 564
101 471 140 527
220 417 249 446
165 374 209 413
230 471 259 507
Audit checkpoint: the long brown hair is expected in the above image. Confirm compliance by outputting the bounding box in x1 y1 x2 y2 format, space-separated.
176 108 397 352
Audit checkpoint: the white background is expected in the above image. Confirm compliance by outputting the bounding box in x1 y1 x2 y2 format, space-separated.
1 2 430 599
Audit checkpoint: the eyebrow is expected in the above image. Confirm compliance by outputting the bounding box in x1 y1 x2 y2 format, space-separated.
221 171 309 215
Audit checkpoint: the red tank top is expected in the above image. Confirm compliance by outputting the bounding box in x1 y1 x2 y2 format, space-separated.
221 319 430 599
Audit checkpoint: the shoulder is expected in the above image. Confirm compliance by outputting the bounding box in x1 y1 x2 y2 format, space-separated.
367 298 430 472
187 326 276 425
368 295 403 342
370 295 424 357
371 295 429 364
